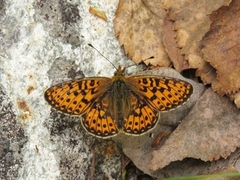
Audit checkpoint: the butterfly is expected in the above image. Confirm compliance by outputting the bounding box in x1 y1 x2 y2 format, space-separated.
44 66 193 138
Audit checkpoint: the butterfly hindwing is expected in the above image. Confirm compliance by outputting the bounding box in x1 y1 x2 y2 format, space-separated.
123 93 159 135
81 93 119 138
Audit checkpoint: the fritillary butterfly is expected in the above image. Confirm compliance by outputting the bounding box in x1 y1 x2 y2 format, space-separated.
44 66 193 138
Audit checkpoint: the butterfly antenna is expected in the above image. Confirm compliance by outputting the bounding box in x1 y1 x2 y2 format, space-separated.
88 44 118 70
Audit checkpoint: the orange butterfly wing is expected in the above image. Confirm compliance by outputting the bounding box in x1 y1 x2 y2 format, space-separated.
126 76 193 111
81 93 119 138
122 76 193 135
44 77 112 115
123 92 159 135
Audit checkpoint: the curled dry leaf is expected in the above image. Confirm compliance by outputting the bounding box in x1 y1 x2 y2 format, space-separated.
89 6 107 21
202 0 240 96
161 0 231 88
162 0 231 53
149 89 240 171
230 92 240 109
114 0 170 66
162 19 188 72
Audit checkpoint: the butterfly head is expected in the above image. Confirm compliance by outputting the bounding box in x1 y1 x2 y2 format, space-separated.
114 66 126 77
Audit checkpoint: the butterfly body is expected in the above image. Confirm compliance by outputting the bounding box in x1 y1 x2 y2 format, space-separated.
45 66 193 138
110 76 131 129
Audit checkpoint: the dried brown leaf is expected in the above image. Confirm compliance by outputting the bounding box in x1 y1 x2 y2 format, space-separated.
149 89 240 171
202 0 240 95
162 0 231 60
89 6 107 21
114 0 170 66
230 92 240 109
162 19 188 72
162 0 231 88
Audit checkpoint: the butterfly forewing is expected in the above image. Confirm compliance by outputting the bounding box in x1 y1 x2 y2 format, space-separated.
126 76 193 112
44 77 112 115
